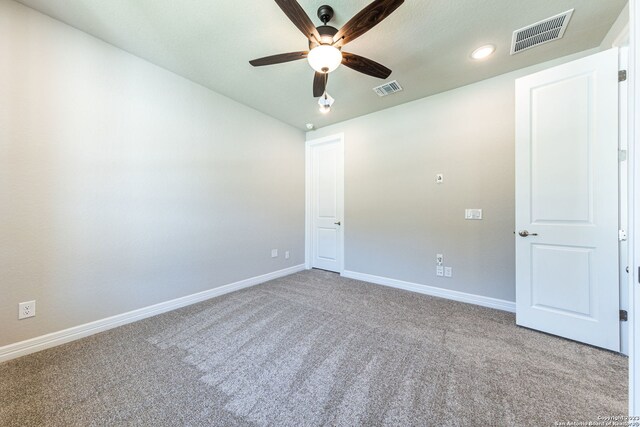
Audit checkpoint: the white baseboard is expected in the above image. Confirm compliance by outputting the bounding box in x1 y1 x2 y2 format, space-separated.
0 264 305 363
341 270 516 313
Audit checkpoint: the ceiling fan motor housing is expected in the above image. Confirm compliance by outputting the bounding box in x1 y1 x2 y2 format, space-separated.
311 25 338 47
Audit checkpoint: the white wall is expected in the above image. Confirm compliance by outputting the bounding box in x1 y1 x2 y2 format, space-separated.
0 0 305 347
308 49 598 303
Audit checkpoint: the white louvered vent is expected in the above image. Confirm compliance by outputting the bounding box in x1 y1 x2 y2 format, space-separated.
510 9 574 55
373 80 403 97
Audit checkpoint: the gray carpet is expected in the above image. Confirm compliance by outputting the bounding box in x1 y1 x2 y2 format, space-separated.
0 270 627 426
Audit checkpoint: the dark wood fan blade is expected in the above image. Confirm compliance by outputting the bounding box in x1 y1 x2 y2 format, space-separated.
274 0 321 42
313 72 328 97
249 51 308 66
333 0 404 47
342 52 391 79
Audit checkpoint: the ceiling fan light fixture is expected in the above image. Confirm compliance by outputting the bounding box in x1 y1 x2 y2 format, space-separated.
308 45 342 73
471 44 496 60
318 92 334 114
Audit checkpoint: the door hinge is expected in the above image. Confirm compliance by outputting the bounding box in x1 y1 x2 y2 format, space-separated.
620 310 628 322
619 230 628 241
619 70 627 82
619 150 628 162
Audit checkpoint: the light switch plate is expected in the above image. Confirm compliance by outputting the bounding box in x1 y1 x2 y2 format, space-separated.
465 209 483 220
436 174 444 184
271 249 278 258
444 267 452 278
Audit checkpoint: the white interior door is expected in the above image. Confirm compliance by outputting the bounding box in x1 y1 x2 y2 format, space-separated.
515 48 620 351
308 136 344 273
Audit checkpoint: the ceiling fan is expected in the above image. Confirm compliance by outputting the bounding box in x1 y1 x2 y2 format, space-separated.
249 0 404 98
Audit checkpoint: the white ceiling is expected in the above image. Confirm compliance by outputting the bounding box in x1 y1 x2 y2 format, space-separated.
15 0 627 130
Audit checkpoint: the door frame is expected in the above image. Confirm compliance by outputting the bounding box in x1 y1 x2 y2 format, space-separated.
630 0 639 416
621 46 630 357
305 133 345 273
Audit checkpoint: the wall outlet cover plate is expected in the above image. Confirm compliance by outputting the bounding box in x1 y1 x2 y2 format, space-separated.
18 300 36 320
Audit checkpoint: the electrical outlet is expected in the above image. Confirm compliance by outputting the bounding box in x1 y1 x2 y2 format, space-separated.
285 251 290 259
444 267 452 278
271 249 278 258
436 254 443 266
436 266 444 277
18 300 36 320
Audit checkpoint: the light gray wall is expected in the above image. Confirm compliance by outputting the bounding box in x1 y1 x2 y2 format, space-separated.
0 0 304 347
307 49 598 303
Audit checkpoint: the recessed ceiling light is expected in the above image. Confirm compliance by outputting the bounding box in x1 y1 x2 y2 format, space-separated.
471 44 496 60
306 123 314 130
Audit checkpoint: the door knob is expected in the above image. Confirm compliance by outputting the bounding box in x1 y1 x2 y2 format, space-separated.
334 221 341 226
519 230 538 237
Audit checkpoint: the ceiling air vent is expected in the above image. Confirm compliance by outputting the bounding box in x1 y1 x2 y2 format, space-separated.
373 80 403 97
510 9 574 55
